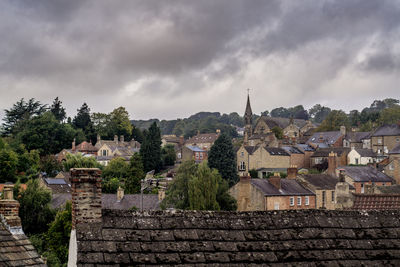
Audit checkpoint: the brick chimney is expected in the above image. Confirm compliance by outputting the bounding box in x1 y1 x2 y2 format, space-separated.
269 173 281 189
120 135 124 143
70 168 102 229
287 165 297 179
340 126 346 136
0 184 22 230
327 152 338 177
117 186 124 202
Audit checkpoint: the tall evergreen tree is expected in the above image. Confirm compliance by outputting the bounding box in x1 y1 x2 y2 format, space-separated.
140 122 162 172
50 97 66 122
208 133 238 186
73 103 91 130
126 153 145 194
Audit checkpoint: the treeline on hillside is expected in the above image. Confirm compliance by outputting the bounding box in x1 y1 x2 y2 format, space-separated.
132 98 400 139
132 112 244 138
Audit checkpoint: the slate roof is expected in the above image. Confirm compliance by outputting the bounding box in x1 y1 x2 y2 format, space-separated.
281 146 304 155
372 124 400 137
76 209 400 266
353 148 377 157
186 133 219 144
389 143 400 154
51 193 160 210
296 144 315 152
299 174 339 190
307 131 343 146
251 178 314 196
186 146 205 152
375 185 400 194
0 219 45 266
43 178 71 194
341 166 393 183
259 116 311 129
265 147 290 156
352 194 400 210
344 132 371 143
311 147 350 157
243 145 258 155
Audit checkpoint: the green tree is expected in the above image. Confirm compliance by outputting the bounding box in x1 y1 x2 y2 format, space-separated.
270 107 290 118
73 103 96 142
162 160 236 210
91 112 112 139
50 97 66 122
102 157 130 180
63 153 101 171
126 153 145 194
19 179 55 235
309 104 331 123
2 98 47 136
45 201 72 265
16 112 76 155
0 149 18 183
109 107 133 140
188 162 220 210
131 126 144 143
39 155 63 177
102 177 121 194
162 144 176 167
140 122 162 172
271 126 283 139
208 134 238 186
13 145 40 180
379 106 400 125
316 110 349 131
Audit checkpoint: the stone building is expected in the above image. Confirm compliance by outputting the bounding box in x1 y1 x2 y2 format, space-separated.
281 146 305 169
95 135 140 165
179 145 207 163
185 131 220 151
347 147 377 165
310 147 350 168
237 146 290 177
371 123 400 159
0 185 45 266
343 131 371 149
229 171 315 211
57 139 98 162
307 127 345 148
67 168 400 266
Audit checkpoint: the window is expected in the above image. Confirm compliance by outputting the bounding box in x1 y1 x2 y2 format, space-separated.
290 197 294 206
195 152 199 159
355 158 359 165
361 183 364 193
241 151 244 157
199 153 203 159
305 196 309 206
378 149 382 154
378 138 382 144
239 161 246 171
331 191 335 203
397 137 400 143
177 152 182 159
297 197 302 206
274 203 280 210
322 191 326 207
102 150 107 156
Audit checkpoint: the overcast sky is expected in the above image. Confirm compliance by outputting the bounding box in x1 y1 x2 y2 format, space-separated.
1 0 400 120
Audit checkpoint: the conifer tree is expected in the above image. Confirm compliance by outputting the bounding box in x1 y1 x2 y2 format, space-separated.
50 97 66 122
140 122 162 172
208 133 238 186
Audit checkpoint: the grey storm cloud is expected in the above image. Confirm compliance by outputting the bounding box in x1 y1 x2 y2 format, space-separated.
0 0 400 120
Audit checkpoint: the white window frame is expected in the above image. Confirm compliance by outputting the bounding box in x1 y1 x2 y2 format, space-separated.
290 197 294 206
331 191 335 203
195 152 199 159
297 196 302 206
378 138 382 144
274 203 280 210
361 183 364 193
199 153 203 160
305 196 309 206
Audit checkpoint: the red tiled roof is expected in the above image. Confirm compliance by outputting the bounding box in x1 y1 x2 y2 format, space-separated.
75 141 98 152
352 193 400 210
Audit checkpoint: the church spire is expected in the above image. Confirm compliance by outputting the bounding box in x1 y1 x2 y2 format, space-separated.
244 90 252 125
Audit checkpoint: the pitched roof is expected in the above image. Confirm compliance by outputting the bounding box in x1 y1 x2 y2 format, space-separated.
344 132 371 143
51 193 160 210
243 145 258 155
265 147 290 156
307 131 343 146
76 209 400 265
352 193 400 210
389 143 400 154
375 185 400 194
43 178 71 193
341 166 393 183
186 133 219 144
259 116 312 129
299 174 339 190
353 148 377 157
281 146 304 155
311 147 350 157
186 145 205 152
0 220 45 266
372 124 400 137
251 178 314 196
296 144 316 152
75 141 98 152
248 132 274 140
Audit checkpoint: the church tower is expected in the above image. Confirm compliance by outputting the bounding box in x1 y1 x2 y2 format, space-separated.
244 92 253 144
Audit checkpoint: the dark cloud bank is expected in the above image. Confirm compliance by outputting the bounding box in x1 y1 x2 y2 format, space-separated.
0 0 399 120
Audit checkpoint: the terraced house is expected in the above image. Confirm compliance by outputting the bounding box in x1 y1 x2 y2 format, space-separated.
371 123 400 159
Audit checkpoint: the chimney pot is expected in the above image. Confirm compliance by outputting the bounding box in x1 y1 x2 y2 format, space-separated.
120 135 124 143
0 184 22 229
117 186 124 202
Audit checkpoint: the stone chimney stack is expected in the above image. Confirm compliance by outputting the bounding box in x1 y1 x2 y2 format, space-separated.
114 135 118 143
269 173 281 189
120 135 124 143
287 165 297 179
340 126 346 136
70 168 102 229
335 181 354 209
117 186 124 202
97 134 101 142
72 138 76 151
0 184 22 229
327 152 338 177
179 135 185 146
